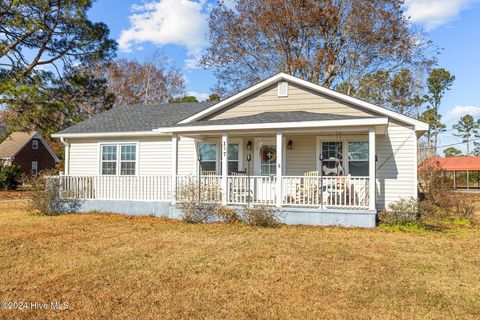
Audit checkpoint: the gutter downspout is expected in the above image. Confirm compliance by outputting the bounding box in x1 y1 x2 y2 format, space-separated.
60 137 70 176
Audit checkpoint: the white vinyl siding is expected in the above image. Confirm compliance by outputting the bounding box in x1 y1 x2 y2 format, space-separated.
375 121 417 210
69 139 98 176
69 137 175 176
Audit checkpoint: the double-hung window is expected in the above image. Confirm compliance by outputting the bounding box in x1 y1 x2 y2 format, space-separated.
198 143 217 173
101 144 136 175
198 142 241 175
348 142 369 176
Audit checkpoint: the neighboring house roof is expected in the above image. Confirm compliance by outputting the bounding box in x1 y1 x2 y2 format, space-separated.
179 73 428 131
0 131 59 162
420 157 480 171
174 111 368 127
54 102 216 136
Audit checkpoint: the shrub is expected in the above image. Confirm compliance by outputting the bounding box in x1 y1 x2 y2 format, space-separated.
379 197 418 225
242 206 283 227
0 163 23 190
177 182 217 223
22 168 59 191
28 177 80 216
215 206 241 224
450 194 475 220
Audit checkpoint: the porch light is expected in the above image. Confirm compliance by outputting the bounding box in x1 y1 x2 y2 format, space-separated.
197 154 202 162
246 154 251 162
246 140 252 151
287 140 293 150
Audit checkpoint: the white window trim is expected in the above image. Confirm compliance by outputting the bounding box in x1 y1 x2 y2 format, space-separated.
32 140 38 150
31 161 38 176
315 135 369 176
97 141 139 176
195 138 244 175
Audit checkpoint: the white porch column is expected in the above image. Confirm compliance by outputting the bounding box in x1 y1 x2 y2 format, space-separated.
171 134 178 205
276 132 283 208
221 133 228 205
368 128 376 210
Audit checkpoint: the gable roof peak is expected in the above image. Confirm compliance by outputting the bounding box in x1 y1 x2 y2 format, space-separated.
179 73 428 131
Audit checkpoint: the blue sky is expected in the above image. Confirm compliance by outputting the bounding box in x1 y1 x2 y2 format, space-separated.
88 0 480 153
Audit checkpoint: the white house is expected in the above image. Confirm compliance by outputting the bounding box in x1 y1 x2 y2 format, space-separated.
51 73 428 227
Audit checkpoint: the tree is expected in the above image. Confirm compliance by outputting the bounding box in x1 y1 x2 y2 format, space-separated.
104 51 186 105
419 108 446 157
355 69 422 117
0 0 116 80
0 0 116 137
453 115 478 156
443 147 462 157
170 96 199 103
205 93 221 102
202 0 432 96
420 68 455 156
0 68 115 137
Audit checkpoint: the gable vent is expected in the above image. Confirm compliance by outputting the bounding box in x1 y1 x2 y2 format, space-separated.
277 81 288 97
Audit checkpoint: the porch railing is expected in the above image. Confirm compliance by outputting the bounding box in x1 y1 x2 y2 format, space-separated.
49 175 369 209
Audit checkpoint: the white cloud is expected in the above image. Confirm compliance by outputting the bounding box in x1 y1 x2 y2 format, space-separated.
404 0 476 30
188 91 210 101
118 0 209 68
444 105 480 123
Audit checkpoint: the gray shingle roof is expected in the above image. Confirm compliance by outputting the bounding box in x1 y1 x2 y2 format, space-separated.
56 102 216 134
177 111 367 127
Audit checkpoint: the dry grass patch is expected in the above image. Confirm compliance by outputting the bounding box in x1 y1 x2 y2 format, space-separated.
0 201 479 319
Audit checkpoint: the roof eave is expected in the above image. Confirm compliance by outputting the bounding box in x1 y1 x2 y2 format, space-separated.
51 130 170 139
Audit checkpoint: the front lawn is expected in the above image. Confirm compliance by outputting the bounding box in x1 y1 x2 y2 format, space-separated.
0 200 479 319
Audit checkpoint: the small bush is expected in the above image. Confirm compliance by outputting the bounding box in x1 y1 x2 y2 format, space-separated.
177 182 217 223
28 177 80 216
379 197 418 225
450 194 475 220
242 206 283 227
0 163 22 190
216 206 241 224
22 168 59 191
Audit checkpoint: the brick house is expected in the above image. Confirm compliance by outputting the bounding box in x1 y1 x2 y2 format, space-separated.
0 132 59 176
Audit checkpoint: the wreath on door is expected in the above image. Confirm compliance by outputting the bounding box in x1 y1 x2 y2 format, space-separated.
261 147 276 162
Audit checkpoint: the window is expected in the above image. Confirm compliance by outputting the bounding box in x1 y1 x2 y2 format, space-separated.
321 142 343 176
260 144 276 176
278 81 288 97
198 142 242 175
227 144 239 174
31 161 38 176
348 142 369 176
101 144 136 175
198 143 217 173
219 144 240 174
101 145 117 175
32 140 38 150
120 145 136 175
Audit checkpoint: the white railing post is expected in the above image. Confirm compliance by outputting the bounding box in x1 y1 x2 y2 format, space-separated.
221 133 228 205
171 134 178 205
368 128 376 210
276 132 283 208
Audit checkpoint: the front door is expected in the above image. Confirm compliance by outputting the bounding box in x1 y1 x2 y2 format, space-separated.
254 138 277 202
